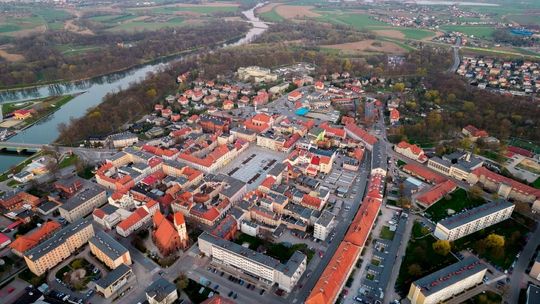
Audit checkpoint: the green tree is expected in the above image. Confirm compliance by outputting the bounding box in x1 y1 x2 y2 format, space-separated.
408 263 423 276
146 88 157 98
71 259 84 269
485 234 505 248
393 82 405 93
432 240 451 256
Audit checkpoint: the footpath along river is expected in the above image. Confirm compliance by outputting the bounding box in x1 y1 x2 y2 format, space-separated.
0 3 268 172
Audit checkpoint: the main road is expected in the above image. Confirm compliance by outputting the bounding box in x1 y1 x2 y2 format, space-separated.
292 151 372 303
448 36 462 73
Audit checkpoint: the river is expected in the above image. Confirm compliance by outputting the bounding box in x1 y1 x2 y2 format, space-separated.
0 3 268 172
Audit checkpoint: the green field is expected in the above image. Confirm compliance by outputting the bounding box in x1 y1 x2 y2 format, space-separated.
0 16 44 34
260 8 284 22
440 25 495 39
316 12 387 29
0 7 71 35
89 14 138 24
142 6 238 15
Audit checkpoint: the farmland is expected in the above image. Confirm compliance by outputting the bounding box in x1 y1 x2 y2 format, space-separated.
440 25 495 39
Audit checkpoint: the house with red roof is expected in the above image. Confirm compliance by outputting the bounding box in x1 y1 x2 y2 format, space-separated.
344 123 378 150
403 163 447 184
462 125 489 142
116 200 159 237
0 191 40 211
394 141 428 163
13 109 33 120
9 221 61 256
415 180 458 208
390 109 400 124
469 167 540 204
288 90 303 102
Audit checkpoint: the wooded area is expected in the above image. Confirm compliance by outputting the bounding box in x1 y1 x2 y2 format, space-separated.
0 21 248 87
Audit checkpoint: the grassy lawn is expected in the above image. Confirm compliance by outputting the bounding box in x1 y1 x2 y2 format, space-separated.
147 6 238 14
440 25 495 39
395 28 436 40
1 100 37 114
371 259 381 266
397 159 406 167
317 13 387 29
55 44 103 56
88 14 138 24
59 154 78 169
425 188 485 222
19 268 46 286
506 14 540 26
453 218 530 270
183 279 218 304
260 8 285 22
380 226 395 240
396 221 458 297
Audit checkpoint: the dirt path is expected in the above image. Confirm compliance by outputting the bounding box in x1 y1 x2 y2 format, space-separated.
256 2 281 14
373 29 406 39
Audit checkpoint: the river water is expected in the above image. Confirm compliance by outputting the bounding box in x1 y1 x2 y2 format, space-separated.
0 3 268 172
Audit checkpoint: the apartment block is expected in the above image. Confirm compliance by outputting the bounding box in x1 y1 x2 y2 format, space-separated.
89 230 132 269
24 218 95 276
314 210 335 241
95 264 135 298
198 232 306 292
59 186 107 223
408 257 487 304
434 200 514 241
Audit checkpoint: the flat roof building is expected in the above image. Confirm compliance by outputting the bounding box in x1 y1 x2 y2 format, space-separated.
145 278 178 304
89 230 132 269
434 200 514 241
24 218 94 276
95 264 135 298
408 257 487 304
59 186 107 223
198 232 306 292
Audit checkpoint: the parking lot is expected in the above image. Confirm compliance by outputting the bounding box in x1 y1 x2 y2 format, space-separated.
218 145 286 190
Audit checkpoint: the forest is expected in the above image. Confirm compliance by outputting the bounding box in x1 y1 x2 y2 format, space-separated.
0 21 248 87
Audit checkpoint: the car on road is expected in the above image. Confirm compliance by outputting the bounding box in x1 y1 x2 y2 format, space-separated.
260 289 265 295
228 291 233 297
214 284 219 290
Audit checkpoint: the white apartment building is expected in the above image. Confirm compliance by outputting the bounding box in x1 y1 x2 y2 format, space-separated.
314 210 335 241
198 232 306 292
59 186 107 223
408 257 487 304
434 200 514 241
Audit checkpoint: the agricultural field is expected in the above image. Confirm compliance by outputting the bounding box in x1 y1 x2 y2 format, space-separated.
440 25 495 39
322 39 406 55
0 6 72 36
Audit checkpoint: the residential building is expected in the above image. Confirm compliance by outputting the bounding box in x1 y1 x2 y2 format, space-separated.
394 141 428 163
89 230 132 269
145 278 178 304
434 200 514 241
9 221 61 256
407 257 487 304
24 218 95 276
344 123 378 150
13 109 32 120
108 132 138 148
116 200 159 237
198 232 306 292
390 109 400 124
93 204 130 230
0 191 40 211
95 264 135 298
314 210 335 241
462 125 488 142
59 186 107 223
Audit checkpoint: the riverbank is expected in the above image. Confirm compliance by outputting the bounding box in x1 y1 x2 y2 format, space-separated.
0 33 245 92
1 94 78 140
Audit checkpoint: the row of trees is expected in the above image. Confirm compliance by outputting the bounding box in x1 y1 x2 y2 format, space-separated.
0 21 248 87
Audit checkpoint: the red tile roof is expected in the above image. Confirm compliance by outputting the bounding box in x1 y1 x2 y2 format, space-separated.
472 167 540 198
302 194 322 209
403 163 447 184
416 180 457 207
9 221 61 253
344 123 378 146
117 208 149 231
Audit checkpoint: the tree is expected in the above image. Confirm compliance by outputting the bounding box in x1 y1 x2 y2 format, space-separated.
432 240 451 256
71 259 84 269
176 274 189 290
408 263 423 276
485 234 505 248
393 82 405 93
468 185 483 200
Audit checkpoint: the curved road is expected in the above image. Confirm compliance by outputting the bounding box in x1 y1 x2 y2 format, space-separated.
448 36 462 73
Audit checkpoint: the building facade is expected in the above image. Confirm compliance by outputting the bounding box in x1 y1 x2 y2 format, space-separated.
59 186 107 223
434 200 514 241
89 230 132 269
24 218 95 276
408 257 487 304
198 232 306 292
